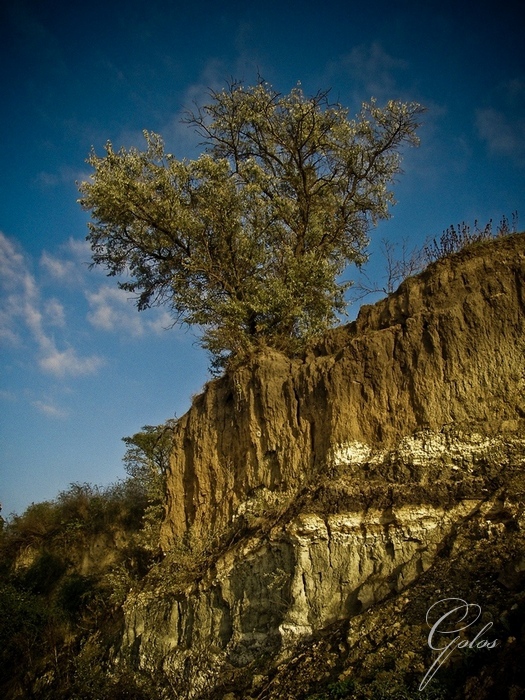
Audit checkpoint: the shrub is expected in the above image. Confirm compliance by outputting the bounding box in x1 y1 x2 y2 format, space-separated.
56 574 96 621
19 550 67 596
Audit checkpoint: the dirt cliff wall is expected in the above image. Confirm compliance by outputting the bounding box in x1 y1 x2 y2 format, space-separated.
161 233 525 549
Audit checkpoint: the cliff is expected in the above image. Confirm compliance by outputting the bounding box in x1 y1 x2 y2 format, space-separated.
161 232 525 548
122 233 525 699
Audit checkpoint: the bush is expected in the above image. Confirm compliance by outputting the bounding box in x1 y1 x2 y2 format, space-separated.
56 574 96 621
307 674 450 699
19 550 67 595
423 213 519 264
7 501 61 543
0 434 172 699
0 583 51 685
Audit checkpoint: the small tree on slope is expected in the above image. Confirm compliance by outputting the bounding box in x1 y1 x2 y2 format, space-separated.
79 81 423 369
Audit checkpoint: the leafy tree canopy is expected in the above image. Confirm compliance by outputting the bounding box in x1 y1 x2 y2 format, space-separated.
122 422 174 502
79 80 424 369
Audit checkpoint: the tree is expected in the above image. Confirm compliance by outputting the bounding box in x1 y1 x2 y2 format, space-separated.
79 80 424 369
122 422 175 551
122 422 174 503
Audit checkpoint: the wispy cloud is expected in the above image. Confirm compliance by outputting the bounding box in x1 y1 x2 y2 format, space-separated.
476 107 525 168
38 346 104 377
86 286 145 336
161 59 234 156
0 231 27 290
65 237 92 259
39 241 91 283
86 285 172 336
31 399 69 419
40 250 77 281
147 309 173 334
35 163 95 192
39 235 172 340
326 42 410 105
43 298 66 327
475 77 525 168
0 232 104 377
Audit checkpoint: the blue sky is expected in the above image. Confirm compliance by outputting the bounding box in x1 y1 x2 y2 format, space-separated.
1 0 524 517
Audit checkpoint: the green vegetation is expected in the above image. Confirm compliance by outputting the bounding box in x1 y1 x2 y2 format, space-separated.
2 224 522 698
306 675 450 699
0 421 174 699
121 420 174 552
79 80 423 369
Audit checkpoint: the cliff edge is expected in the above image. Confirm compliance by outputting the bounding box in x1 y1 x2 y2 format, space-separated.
123 233 525 699
161 232 525 548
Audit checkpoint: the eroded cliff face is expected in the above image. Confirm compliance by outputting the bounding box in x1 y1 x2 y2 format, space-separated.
161 233 525 548
122 233 525 699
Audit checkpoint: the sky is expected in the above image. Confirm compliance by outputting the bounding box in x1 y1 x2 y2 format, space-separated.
1 0 524 518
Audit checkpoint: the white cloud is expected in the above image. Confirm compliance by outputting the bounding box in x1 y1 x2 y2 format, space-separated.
0 231 104 377
162 60 231 156
39 234 170 343
35 171 60 188
475 77 525 168
147 309 173 334
86 285 144 336
39 237 93 284
0 323 20 345
327 42 409 104
503 78 525 101
0 232 27 289
86 284 172 337
65 237 91 258
34 165 93 192
475 107 525 167
31 399 69 419
0 232 35 345
38 346 105 378
40 250 77 281
44 298 66 327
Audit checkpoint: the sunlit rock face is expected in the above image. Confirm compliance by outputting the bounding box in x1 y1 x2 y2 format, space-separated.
122 233 525 699
123 429 525 697
161 233 525 549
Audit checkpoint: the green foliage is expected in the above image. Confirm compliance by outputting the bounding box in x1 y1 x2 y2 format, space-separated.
309 678 357 699
56 573 96 621
20 550 67 595
122 422 173 500
79 80 423 368
65 660 154 700
2 481 150 562
55 480 149 535
307 674 450 700
0 583 52 684
6 500 62 542
122 420 174 551
0 475 155 698
0 419 179 698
